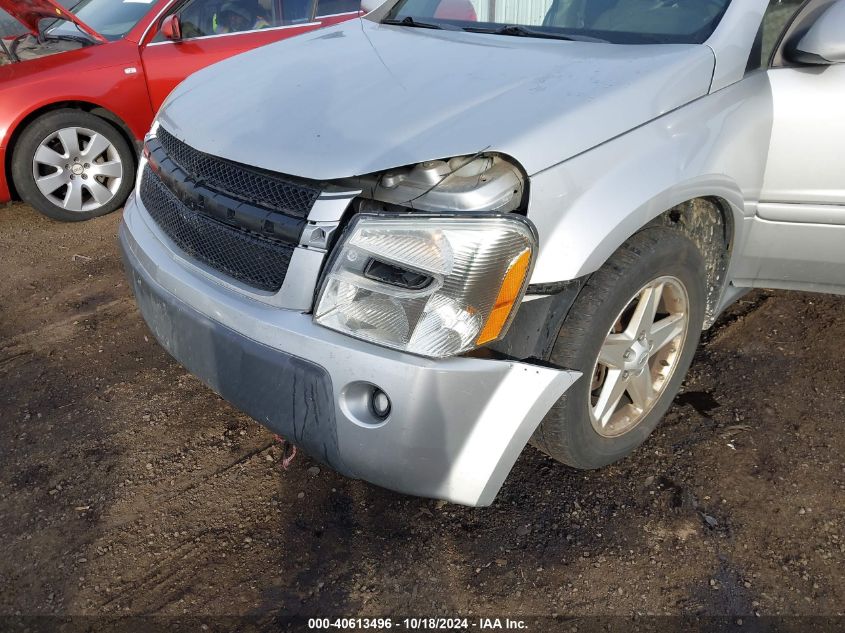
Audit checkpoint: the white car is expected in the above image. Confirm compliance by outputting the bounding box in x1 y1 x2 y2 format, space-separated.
120 0 845 505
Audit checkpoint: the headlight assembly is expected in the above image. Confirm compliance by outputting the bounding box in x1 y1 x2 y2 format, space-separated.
314 214 537 359
351 154 525 214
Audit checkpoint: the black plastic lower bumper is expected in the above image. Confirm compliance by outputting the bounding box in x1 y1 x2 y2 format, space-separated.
120 226 348 474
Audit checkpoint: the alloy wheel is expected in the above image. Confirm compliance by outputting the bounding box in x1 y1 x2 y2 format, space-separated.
589 276 690 438
32 126 123 213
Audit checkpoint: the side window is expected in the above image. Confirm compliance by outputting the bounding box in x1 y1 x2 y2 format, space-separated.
283 0 313 22
315 0 360 16
154 0 283 41
756 0 806 67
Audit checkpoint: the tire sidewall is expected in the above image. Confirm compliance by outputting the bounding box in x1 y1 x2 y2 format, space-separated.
12 109 135 222
540 229 707 469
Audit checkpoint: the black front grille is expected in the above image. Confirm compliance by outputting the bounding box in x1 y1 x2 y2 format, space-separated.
140 167 294 292
157 126 319 218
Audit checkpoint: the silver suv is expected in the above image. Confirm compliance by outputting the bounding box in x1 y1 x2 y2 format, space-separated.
120 0 845 506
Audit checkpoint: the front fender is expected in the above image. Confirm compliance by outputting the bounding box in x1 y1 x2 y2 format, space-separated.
0 41 152 153
527 71 773 285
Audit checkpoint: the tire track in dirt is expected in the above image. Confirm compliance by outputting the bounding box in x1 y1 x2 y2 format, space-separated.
0 298 133 355
95 540 204 612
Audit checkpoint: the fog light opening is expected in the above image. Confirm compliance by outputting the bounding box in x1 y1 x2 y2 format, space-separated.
339 381 392 428
370 388 391 420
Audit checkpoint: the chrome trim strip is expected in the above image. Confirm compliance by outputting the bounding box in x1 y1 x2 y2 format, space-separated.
315 10 362 19
308 193 358 223
144 21 320 46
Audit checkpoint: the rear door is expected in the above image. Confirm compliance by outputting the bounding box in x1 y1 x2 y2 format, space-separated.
140 0 340 111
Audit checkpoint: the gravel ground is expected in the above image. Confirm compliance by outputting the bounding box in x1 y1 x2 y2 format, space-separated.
1 202 844 627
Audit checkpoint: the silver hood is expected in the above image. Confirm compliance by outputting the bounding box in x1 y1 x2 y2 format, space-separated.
158 18 716 180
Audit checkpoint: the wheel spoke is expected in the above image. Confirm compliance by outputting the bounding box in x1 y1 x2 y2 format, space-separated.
589 276 690 438
63 180 83 211
57 128 81 158
626 369 654 411
35 171 66 196
82 133 111 161
88 160 122 179
598 333 632 370
34 145 66 168
84 180 113 205
626 282 664 339
593 368 628 427
650 314 685 353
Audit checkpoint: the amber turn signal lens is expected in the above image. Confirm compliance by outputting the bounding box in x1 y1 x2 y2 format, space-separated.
476 248 532 345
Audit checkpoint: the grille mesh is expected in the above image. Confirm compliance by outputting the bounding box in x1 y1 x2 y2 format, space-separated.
140 167 293 292
157 127 319 218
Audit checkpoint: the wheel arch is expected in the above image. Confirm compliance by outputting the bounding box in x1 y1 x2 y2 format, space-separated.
4 101 138 201
527 169 746 324
640 195 736 328
490 191 741 362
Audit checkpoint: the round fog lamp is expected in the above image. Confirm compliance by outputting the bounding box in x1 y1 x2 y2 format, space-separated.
371 389 391 419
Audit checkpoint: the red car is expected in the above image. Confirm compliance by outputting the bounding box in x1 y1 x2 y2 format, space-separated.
0 0 360 221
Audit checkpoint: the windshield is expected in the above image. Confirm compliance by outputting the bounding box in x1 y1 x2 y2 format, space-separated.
48 0 156 41
386 0 733 45
1 8 27 38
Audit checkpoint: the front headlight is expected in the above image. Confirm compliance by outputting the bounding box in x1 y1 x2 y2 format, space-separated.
314 214 537 358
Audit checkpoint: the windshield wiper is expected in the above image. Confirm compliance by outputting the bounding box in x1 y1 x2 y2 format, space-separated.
44 33 95 45
43 21 97 45
1 37 19 63
465 24 608 43
382 16 462 31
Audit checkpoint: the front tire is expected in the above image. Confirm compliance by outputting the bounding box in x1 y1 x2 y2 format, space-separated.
532 228 707 469
12 109 135 222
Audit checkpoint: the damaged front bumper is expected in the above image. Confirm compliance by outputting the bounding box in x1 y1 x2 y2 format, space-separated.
120 194 580 506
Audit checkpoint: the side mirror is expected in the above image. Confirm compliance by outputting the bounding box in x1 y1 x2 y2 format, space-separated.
360 0 386 13
160 14 182 41
791 0 845 64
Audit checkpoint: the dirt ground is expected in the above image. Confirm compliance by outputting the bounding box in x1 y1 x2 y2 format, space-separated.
1 202 844 626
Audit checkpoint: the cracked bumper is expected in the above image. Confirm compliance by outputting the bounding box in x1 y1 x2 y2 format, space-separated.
120 193 580 506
